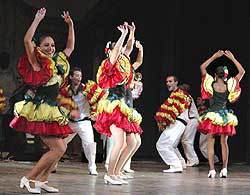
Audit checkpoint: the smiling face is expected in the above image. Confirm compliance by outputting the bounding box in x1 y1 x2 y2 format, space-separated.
70 70 82 86
166 76 178 92
39 36 56 57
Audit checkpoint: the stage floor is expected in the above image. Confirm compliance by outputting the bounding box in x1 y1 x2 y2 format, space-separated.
1 160 250 195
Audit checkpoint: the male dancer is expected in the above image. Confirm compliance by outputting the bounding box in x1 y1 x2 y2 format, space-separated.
179 84 199 167
59 67 98 175
155 76 191 173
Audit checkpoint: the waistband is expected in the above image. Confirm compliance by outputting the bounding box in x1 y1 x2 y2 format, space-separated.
69 117 91 123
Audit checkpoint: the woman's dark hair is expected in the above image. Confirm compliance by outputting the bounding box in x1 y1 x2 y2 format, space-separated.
35 34 54 46
215 66 225 79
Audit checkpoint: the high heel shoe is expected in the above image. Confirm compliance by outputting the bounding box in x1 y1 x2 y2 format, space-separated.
36 181 59 193
104 174 122 185
208 170 216 178
219 168 227 178
20 176 41 194
115 175 128 185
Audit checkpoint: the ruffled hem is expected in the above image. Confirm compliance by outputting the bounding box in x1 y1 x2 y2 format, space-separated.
10 117 73 138
198 110 238 126
14 101 70 126
197 119 236 135
93 107 143 137
18 48 54 87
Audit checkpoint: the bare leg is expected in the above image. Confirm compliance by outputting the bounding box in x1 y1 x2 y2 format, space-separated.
122 134 141 172
115 133 137 175
107 124 125 176
207 134 215 170
220 135 229 168
26 137 67 182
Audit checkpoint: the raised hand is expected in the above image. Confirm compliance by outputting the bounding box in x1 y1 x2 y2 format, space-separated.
35 7 46 22
224 50 235 60
117 24 128 35
61 11 73 26
211 50 224 59
127 22 136 32
135 40 143 50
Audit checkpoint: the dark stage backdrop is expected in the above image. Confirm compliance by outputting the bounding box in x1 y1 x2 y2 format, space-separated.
69 0 250 162
1 0 249 163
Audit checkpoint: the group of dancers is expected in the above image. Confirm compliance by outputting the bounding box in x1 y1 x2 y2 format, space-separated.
0 6 245 193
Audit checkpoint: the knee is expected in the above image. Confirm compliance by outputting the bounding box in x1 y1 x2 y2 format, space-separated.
54 144 67 157
220 139 228 146
126 137 137 150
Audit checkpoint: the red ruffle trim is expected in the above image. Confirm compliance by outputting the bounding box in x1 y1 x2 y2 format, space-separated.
200 74 212 99
18 50 53 87
93 107 143 137
10 117 73 138
197 119 236 135
98 59 128 89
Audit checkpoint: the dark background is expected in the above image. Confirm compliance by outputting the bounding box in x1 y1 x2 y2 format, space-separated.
0 0 249 163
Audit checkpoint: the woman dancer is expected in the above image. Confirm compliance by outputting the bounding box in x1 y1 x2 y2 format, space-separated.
94 22 143 185
198 50 245 178
10 8 78 193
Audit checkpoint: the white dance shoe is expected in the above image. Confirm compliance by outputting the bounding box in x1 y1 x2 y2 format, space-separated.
115 175 128 185
163 167 183 173
36 181 59 193
186 160 199 167
20 176 41 194
124 168 135 173
219 168 227 178
89 168 98 176
208 169 216 178
104 174 122 185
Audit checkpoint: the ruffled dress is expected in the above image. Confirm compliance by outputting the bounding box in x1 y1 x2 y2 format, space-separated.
89 55 143 137
10 48 76 137
197 73 241 135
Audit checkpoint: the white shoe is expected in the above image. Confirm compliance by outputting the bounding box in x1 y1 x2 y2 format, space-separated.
104 175 122 185
20 176 41 194
219 168 227 178
181 159 187 169
115 175 128 185
36 181 59 193
208 170 216 178
120 172 134 179
186 160 199 167
163 167 183 173
124 168 135 173
89 168 98 175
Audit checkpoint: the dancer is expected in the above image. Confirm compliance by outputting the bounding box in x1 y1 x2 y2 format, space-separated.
60 67 98 175
179 84 200 167
197 50 245 178
91 22 143 185
10 8 78 193
155 75 192 173
197 97 219 163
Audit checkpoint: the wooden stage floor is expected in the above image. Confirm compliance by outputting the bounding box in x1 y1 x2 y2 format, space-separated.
1 160 250 195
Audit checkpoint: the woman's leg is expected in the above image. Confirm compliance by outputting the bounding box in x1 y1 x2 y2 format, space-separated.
26 136 67 182
115 133 137 175
220 135 229 168
207 134 215 170
122 134 141 172
107 124 125 176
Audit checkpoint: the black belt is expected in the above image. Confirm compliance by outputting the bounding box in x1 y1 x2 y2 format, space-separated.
69 117 91 123
176 118 188 126
189 117 196 119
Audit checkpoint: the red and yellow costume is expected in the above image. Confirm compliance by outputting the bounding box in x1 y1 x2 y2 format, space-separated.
86 55 142 137
155 88 192 130
0 88 6 112
197 73 241 135
10 48 76 137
